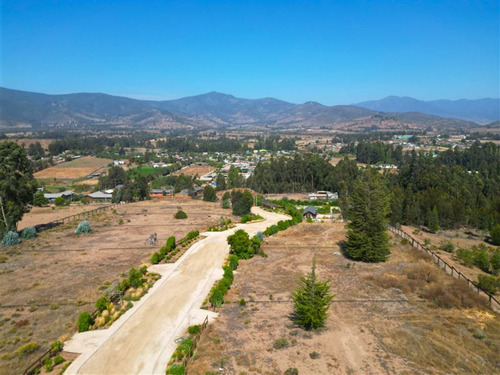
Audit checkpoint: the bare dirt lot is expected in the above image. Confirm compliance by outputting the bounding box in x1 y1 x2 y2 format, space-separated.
173 164 215 177
189 223 500 375
34 156 112 180
0 199 237 374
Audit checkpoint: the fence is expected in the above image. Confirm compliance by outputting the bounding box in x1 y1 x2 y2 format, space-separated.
183 316 209 374
388 225 500 311
23 345 61 375
33 203 121 232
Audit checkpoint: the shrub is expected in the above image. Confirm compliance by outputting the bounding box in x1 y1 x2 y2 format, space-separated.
273 338 289 349
400 238 409 245
174 210 187 219
222 266 234 283
128 267 144 288
166 236 176 250
54 196 69 206
491 250 500 276
33 192 49 206
440 241 455 253
21 226 37 239
490 224 500 245
95 296 108 312
166 364 185 375
44 356 53 372
209 288 224 308
284 368 299 375
77 312 94 332
188 324 201 335
238 298 246 306
474 248 491 273
1 231 20 246
53 355 65 366
51 341 63 352
151 252 160 264
309 351 321 359
15 342 39 356
477 274 499 294
228 254 239 270
456 248 474 267
74 220 91 234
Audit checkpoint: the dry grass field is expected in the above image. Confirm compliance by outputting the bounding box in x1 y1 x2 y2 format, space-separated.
17 204 109 230
402 225 499 290
188 223 499 375
0 199 236 374
173 164 215 177
34 156 112 180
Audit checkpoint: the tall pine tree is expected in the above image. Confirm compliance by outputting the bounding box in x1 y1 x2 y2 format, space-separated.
291 258 334 330
345 171 390 262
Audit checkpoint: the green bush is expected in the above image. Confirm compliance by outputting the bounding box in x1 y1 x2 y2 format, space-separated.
44 356 53 372
456 248 474 267
477 274 499 294
77 312 94 332
151 252 160 264
54 196 69 206
75 220 91 234
33 192 49 206
284 368 299 375
222 266 234 283
95 296 108 312
490 224 500 245
238 298 246 306
440 241 455 253
474 248 491 273
1 231 21 246
21 226 37 239
187 324 201 335
128 267 144 288
166 236 176 250
209 288 224 308
228 255 239 270
166 364 185 375
240 214 263 223
491 251 500 276
53 355 65 366
174 210 187 219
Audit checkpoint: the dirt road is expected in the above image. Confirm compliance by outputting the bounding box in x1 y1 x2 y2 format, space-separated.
64 207 289 374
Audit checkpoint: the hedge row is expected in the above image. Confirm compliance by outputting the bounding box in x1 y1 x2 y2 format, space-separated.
208 255 239 308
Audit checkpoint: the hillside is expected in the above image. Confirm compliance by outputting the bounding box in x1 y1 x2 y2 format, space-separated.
0 87 480 131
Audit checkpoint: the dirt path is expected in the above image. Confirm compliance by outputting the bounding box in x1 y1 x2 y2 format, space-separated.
64 207 289 375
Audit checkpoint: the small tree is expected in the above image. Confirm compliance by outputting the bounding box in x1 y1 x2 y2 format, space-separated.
490 224 500 246
33 192 49 207
77 312 94 332
216 173 226 191
427 206 440 233
291 259 334 330
174 210 187 219
209 288 224 308
203 185 217 202
231 189 253 216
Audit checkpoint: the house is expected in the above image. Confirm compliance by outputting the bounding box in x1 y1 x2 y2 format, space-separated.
149 188 174 199
113 160 125 166
302 206 318 220
86 191 113 202
43 190 74 202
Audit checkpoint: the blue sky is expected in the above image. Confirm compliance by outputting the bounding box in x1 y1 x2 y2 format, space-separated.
1 0 498 104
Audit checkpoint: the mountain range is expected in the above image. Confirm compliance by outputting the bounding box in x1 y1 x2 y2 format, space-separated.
0 87 497 131
356 96 499 123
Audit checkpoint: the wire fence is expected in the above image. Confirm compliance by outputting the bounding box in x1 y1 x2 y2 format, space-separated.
33 203 121 232
388 225 499 312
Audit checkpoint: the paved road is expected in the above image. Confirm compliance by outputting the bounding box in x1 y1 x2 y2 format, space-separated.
65 207 289 374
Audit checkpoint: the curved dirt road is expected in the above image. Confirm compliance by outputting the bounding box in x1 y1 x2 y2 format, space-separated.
65 207 289 374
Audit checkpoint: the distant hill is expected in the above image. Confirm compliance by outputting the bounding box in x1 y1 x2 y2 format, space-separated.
356 96 499 123
0 87 481 131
